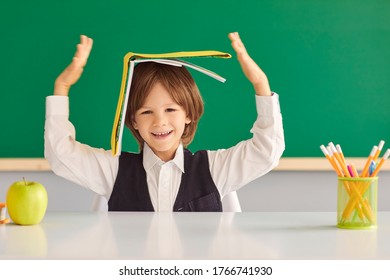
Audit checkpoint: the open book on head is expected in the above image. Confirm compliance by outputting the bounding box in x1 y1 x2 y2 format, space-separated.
111 50 232 156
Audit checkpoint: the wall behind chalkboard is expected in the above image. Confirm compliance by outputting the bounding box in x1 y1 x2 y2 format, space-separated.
1 0 390 158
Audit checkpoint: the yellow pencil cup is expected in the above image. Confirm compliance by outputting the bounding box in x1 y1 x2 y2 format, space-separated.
337 177 378 229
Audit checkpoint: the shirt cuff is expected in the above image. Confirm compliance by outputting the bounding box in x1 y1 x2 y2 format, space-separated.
255 92 281 118
46 95 69 117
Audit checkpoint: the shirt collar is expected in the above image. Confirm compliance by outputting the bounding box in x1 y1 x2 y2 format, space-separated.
142 142 185 173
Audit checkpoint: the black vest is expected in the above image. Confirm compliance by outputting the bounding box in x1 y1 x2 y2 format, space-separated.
108 149 222 212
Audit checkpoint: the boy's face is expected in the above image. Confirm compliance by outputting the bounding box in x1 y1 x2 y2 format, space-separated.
133 82 191 161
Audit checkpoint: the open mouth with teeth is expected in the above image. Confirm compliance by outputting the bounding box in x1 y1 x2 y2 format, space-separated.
151 130 173 138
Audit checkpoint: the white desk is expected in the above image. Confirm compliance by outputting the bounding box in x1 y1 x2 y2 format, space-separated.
1 212 389 260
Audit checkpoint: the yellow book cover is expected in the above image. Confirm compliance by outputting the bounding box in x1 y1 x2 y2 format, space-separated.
111 50 231 156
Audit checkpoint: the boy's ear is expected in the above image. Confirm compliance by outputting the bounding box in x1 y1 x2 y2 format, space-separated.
185 117 191 125
132 118 138 129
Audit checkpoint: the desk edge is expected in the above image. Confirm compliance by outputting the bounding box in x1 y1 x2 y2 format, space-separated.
1 158 389 171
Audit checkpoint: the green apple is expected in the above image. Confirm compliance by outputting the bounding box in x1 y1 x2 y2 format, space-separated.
6 179 48 225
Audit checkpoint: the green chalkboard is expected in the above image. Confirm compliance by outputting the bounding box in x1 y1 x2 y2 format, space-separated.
1 0 390 158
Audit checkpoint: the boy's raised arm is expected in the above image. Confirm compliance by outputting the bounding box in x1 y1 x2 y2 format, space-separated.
228 32 271 97
54 35 93 96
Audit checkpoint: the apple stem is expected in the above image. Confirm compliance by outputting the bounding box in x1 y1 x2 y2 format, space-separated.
23 177 27 186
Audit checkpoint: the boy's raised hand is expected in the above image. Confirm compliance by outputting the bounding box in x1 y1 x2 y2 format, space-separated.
54 35 93 96
228 32 271 96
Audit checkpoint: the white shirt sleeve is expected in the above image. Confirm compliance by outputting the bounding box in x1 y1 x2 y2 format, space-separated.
208 93 285 198
44 96 118 199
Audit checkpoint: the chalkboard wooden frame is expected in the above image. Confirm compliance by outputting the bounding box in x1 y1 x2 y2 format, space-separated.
1 158 390 171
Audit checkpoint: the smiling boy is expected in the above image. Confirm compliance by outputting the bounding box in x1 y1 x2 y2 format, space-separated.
44 32 285 212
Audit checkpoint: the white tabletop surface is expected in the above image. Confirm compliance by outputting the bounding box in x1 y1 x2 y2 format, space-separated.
1 212 389 260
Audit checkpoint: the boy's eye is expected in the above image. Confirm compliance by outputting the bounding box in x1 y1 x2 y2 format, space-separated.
166 108 177 112
141 110 152 115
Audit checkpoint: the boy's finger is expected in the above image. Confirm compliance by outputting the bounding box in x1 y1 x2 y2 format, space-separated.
79 36 93 60
229 34 248 55
80 34 87 45
86 37 93 54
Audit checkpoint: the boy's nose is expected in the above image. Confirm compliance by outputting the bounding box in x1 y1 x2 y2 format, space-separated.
153 114 167 126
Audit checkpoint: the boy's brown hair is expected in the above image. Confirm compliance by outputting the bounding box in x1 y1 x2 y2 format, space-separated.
125 62 204 149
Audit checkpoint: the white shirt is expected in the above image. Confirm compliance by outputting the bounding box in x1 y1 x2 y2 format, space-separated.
44 94 285 212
